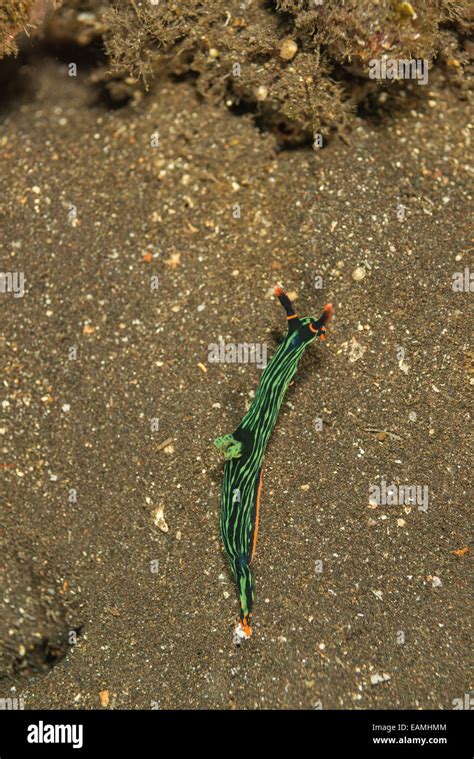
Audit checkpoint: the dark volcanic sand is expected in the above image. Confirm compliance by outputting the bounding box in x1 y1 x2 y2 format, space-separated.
0 54 472 710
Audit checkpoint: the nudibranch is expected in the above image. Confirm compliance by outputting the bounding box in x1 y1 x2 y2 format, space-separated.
215 287 334 640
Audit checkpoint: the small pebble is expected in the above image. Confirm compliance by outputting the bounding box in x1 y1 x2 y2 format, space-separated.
352 266 366 282
153 505 169 533
370 673 391 685
280 39 298 61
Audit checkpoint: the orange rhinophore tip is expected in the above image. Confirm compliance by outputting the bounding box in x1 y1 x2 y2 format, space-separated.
274 286 284 297
321 303 334 328
315 303 334 341
322 302 334 319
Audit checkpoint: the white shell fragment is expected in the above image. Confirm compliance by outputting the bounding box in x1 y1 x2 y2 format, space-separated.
153 504 169 533
370 672 391 685
233 623 251 645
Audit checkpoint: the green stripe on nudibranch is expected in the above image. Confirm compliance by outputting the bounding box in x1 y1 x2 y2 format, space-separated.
214 287 334 640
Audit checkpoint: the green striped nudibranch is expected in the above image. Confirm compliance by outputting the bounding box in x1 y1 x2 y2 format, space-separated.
214 287 334 640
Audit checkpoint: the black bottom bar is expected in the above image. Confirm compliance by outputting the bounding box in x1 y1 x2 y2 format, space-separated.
0 709 471 757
